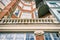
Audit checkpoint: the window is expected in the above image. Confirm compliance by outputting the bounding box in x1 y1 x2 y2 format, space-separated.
34 10 38 18
47 1 59 7
23 6 31 10
13 7 20 17
15 10 20 16
44 33 52 40
57 3 60 6
0 33 35 40
51 33 58 40
57 10 60 13
15 33 25 40
44 32 60 40
26 33 34 40
49 2 56 4
0 33 14 40
50 2 58 7
18 2 23 8
1 0 11 6
21 12 32 19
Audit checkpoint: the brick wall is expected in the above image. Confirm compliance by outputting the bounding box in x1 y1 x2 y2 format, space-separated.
36 35 44 40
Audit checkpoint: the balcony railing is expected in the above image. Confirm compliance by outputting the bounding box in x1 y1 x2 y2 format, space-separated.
0 18 59 24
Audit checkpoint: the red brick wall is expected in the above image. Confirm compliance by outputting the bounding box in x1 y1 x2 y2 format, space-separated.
36 35 44 40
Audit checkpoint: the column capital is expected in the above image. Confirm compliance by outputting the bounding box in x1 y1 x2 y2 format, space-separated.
34 31 44 36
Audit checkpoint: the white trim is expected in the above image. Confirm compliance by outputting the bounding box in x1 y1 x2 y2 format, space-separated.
44 34 46 40
34 34 36 40
24 33 26 40
13 33 16 40
50 33 54 40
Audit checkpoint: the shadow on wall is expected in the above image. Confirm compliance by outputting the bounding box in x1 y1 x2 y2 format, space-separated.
35 0 50 18
38 4 49 18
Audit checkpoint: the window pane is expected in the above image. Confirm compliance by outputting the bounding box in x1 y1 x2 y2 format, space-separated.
15 38 24 40
0 33 34 40
44 32 60 40
16 33 25 39
45 37 48 40
54 38 58 40
49 38 52 40
52 33 59 40
57 10 60 13
44 33 52 40
52 33 57 37
14 8 20 16
26 33 34 40
5 33 14 39
0 33 6 39
5 39 13 40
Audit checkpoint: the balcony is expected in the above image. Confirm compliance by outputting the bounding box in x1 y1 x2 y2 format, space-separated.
0 18 59 24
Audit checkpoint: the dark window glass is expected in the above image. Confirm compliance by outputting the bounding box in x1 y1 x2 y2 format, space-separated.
54 38 58 40
49 2 56 4
15 10 20 16
57 10 60 13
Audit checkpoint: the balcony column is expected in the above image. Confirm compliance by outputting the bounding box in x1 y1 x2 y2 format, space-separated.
34 31 44 40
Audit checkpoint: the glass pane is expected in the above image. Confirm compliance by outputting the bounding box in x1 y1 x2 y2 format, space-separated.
49 2 56 4
14 8 20 16
44 32 60 40
57 10 60 13
5 33 14 39
44 33 51 37
49 38 52 40
54 38 58 40
0 33 6 39
16 33 24 39
59 38 60 40
0 39 3 40
0 33 34 40
0 33 25 40
1 0 11 6
52 33 57 37
30 38 34 40
45 37 49 40
15 38 24 40
44 33 52 40
26 33 34 40
5 39 13 40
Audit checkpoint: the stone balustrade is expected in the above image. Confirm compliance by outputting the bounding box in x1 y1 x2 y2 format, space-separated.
0 18 59 24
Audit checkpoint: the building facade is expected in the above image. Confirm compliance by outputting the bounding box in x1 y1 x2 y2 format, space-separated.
0 0 60 40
